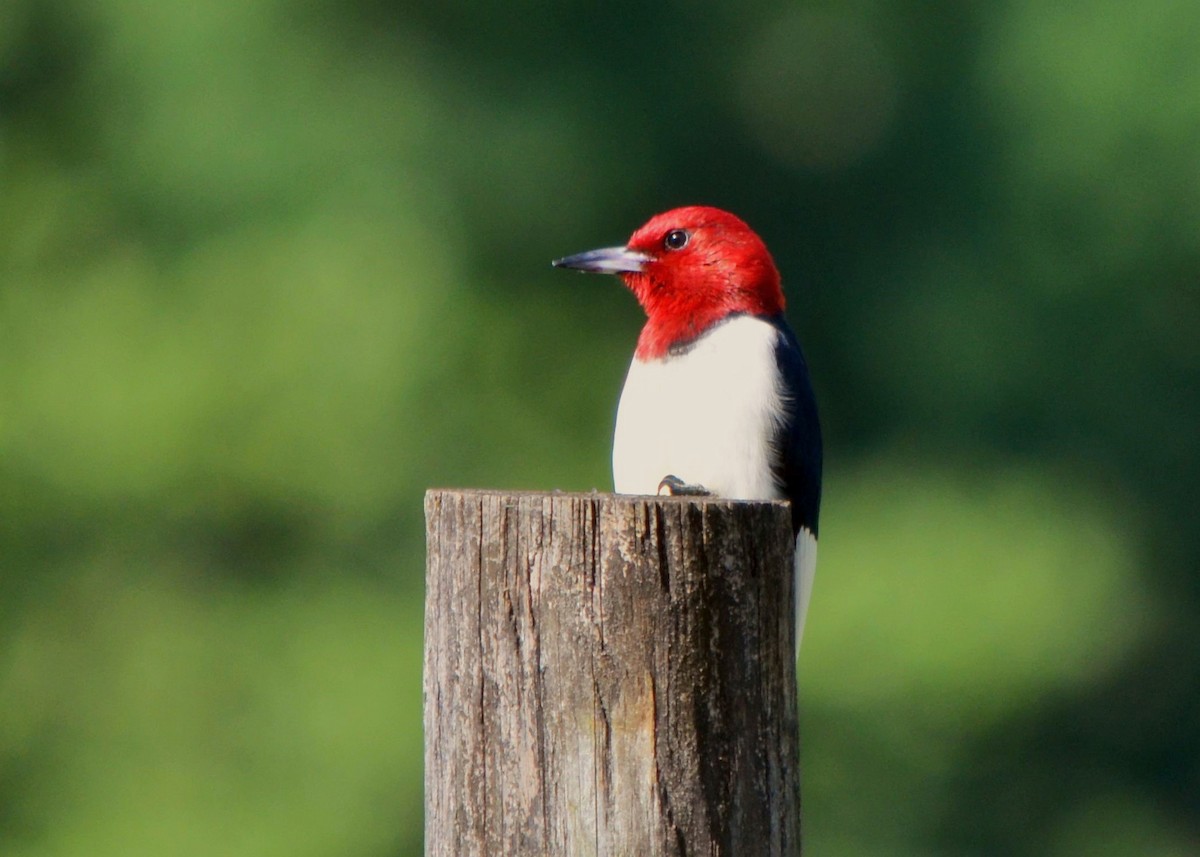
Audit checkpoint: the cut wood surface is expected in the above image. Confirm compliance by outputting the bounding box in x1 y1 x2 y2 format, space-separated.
424 489 800 857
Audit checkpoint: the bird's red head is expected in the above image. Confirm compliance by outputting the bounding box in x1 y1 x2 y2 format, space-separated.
554 206 786 360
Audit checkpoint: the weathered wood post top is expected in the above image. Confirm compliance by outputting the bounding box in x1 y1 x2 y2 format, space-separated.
424 488 800 857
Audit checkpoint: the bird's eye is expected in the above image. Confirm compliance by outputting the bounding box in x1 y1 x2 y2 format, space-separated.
663 229 690 251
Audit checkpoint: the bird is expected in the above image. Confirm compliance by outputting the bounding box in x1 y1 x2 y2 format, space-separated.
553 205 822 651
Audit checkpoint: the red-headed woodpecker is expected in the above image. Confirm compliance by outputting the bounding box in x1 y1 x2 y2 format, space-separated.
554 206 823 650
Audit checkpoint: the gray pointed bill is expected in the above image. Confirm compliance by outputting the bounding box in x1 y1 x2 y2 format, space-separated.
552 246 650 274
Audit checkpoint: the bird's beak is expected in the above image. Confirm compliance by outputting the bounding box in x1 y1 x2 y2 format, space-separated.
552 246 651 274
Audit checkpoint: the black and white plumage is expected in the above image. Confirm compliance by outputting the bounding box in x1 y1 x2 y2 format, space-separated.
612 314 822 645
555 206 823 650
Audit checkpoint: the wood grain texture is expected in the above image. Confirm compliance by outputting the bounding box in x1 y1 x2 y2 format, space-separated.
424 489 799 857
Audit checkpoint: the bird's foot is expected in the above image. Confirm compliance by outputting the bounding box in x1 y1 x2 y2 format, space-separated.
657 475 711 496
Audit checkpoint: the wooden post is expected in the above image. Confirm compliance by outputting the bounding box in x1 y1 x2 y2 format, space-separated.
424 489 800 857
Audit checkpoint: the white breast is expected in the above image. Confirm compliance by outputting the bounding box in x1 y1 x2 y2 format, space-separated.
612 315 785 500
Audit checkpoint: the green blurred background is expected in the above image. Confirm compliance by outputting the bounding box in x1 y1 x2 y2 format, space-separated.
2 0 1197 854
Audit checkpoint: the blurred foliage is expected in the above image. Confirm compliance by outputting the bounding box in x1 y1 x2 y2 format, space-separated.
1 0 1197 854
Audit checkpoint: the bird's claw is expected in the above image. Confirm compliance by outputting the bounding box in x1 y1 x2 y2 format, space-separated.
657 475 711 496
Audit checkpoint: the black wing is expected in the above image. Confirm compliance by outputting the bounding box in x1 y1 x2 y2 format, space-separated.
768 316 823 537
